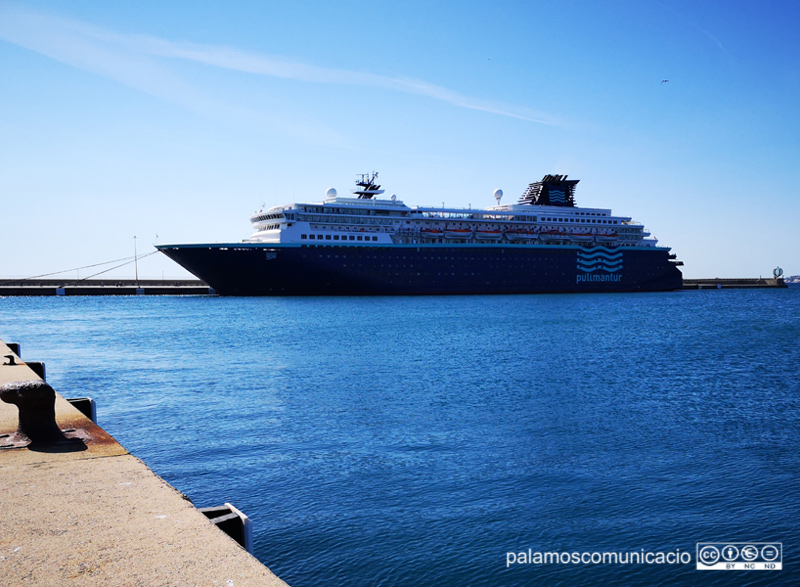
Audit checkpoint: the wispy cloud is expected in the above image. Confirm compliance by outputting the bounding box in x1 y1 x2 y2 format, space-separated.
144 40 555 124
0 4 557 127
655 0 735 71
694 26 734 67
0 6 220 113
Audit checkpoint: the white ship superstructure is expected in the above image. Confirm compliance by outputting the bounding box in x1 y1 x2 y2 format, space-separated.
247 173 656 249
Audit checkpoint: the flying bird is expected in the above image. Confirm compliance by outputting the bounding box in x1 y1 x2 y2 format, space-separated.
661 79 669 83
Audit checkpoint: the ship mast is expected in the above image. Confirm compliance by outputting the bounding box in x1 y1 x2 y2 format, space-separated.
352 172 385 199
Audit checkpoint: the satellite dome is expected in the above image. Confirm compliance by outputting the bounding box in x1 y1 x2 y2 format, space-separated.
493 189 503 202
326 187 337 198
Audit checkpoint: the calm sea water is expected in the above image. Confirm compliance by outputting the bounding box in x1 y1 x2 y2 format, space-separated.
2 289 799 586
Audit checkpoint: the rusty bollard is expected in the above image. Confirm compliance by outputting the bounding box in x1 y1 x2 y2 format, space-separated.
1 380 69 445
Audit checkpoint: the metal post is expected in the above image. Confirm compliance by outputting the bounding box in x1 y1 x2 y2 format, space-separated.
134 235 139 285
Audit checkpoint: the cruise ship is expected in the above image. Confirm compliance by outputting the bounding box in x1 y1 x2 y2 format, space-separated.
157 173 683 295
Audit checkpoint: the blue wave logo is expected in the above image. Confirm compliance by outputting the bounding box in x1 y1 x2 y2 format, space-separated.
576 248 623 273
549 188 565 203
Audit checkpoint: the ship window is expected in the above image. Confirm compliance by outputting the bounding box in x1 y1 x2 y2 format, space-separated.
301 234 307 239
357 236 363 241
326 235 332 240
372 236 378 241
334 235 340 240
349 236 355 240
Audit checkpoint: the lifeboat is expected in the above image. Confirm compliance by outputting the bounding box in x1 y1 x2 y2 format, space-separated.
420 228 443 240
505 229 538 242
569 230 594 243
444 227 473 239
595 230 619 243
538 229 566 242
475 229 503 240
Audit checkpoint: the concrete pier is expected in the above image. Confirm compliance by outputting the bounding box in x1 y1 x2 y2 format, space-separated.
0 339 288 586
0 278 213 296
683 277 787 289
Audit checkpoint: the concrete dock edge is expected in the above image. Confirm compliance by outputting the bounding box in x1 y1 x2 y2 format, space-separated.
0 339 288 587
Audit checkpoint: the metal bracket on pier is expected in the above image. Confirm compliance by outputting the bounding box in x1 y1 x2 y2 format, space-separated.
66 397 97 423
199 503 254 554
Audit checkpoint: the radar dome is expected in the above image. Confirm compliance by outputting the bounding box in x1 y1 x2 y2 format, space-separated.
326 187 337 198
493 189 503 202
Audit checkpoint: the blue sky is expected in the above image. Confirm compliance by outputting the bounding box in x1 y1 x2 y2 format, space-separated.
1 0 798 279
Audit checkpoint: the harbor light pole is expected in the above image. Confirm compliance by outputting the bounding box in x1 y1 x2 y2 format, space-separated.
134 236 139 285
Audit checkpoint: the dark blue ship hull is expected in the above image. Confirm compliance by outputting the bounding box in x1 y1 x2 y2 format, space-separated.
157 243 683 296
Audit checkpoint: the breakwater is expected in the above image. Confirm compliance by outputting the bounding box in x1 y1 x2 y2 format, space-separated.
0 277 790 296
0 278 213 296
683 277 787 289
